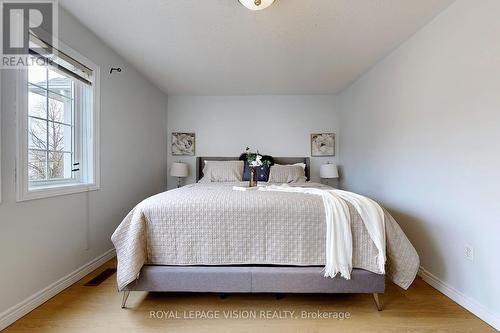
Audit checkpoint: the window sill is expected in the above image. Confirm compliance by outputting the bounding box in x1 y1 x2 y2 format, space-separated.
17 182 99 202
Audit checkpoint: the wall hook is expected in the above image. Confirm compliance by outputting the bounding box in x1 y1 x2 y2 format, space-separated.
110 67 122 74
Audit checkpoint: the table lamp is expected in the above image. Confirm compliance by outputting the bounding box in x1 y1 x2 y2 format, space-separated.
170 162 188 188
320 163 339 188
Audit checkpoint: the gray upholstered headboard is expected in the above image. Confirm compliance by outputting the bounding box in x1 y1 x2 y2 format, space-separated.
196 157 311 182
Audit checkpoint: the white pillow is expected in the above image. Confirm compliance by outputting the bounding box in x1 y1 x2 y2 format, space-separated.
199 160 244 183
274 162 306 170
268 165 307 183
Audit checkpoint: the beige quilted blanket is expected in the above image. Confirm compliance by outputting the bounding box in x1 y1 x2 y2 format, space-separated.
111 182 419 291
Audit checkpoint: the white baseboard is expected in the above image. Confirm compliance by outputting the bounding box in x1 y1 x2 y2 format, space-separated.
418 266 500 331
0 248 116 331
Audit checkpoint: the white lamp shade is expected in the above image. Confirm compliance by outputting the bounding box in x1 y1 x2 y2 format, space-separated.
238 0 275 11
320 164 339 179
170 162 188 178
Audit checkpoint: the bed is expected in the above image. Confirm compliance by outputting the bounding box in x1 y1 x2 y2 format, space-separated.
112 157 419 310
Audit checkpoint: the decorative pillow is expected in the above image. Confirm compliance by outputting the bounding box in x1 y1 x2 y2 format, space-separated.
199 160 244 183
242 162 271 182
268 165 307 183
274 162 306 170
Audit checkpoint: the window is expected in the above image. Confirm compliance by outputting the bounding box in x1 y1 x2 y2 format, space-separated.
28 63 75 183
17 37 100 201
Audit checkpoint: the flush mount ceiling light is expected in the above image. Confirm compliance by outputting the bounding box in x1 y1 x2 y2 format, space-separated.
238 0 276 11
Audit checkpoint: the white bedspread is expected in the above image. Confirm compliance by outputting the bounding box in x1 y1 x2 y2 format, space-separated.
111 182 419 291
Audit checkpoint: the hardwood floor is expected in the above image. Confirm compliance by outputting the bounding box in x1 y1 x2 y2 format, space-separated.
4 259 496 333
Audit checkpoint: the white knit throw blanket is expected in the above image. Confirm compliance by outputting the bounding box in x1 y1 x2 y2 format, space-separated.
259 185 386 279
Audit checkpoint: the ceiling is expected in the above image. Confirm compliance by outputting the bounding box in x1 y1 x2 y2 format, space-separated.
60 0 454 95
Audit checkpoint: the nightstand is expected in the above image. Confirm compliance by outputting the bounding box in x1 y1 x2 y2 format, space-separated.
321 178 339 188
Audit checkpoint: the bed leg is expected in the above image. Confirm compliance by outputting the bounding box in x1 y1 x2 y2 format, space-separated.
372 293 382 311
121 290 130 309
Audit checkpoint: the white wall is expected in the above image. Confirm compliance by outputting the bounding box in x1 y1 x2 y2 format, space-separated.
0 7 168 320
338 0 500 327
167 95 339 189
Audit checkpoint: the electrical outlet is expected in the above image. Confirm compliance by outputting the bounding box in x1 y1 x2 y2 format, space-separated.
464 244 474 262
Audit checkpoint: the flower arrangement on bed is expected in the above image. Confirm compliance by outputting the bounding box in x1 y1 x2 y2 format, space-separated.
240 147 273 187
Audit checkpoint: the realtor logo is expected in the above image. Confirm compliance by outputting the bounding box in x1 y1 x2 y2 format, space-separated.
1 0 57 66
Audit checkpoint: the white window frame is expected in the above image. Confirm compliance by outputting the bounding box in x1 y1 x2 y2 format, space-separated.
16 40 100 202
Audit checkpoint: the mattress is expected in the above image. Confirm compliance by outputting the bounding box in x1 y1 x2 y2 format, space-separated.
112 182 419 290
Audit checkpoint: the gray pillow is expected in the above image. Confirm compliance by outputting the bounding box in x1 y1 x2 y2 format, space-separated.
199 160 244 183
268 165 307 183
